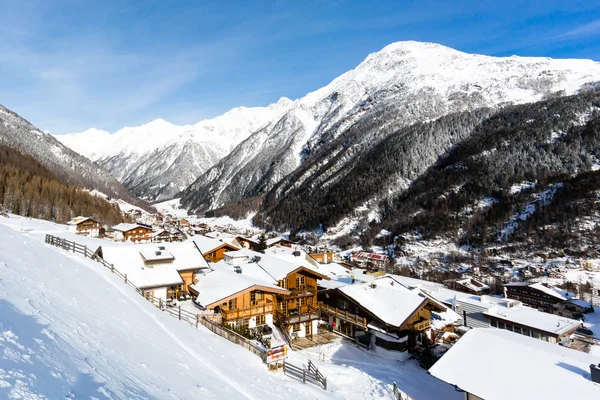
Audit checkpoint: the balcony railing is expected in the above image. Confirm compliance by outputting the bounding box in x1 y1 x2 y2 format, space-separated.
275 305 320 324
318 302 368 329
288 284 317 298
221 302 274 321
411 319 430 332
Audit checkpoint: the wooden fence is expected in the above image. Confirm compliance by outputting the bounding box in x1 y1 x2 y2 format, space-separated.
283 360 327 390
44 234 267 363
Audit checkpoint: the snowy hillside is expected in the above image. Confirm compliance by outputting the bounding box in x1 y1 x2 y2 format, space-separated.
181 41 600 212
0 214 461 399
0 104 146 209
57 98 294 201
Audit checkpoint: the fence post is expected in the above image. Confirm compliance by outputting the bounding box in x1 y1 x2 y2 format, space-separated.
124 274 127 284
196 314 200 329
111 264 114 273
323 377 327 391
178 306 182 320
84 245 87 257
303 369 306 384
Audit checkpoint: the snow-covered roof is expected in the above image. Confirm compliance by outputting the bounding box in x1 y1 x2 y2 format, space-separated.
139 249 174 262
111 223 149 232
504 281 575 301
99 242 209 289
455 278 490 292
223 250 249 259
67 216 93 225
429 329 600 400
192 235 238 254
237 248 328 281
568 298 592 308
264 246 320 268
338 276 427 328
192 261 288 308
483 300 582 335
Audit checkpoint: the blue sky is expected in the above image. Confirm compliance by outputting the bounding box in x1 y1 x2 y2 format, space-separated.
0 0 599 134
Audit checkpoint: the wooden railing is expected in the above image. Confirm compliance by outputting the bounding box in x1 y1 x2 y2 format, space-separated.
283 360 327 390
318 302 368 329
411 319 430 332
45 234 267 363
288 284 317 298
275 305 320 325
222 303 274 321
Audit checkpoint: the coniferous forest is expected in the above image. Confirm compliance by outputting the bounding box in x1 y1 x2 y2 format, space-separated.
0 144 124 225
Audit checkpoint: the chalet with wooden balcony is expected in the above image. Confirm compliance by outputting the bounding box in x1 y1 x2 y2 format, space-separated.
111 223 153 243
192 235 240 263
190 260 289 329
319 276 447 360
67 216 102 237
504 281 575 313
97 242 209 301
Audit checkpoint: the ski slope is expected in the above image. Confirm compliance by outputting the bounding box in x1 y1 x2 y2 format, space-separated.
0 215 460 399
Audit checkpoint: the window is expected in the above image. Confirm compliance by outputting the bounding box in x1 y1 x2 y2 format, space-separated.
532 331 540 339
490 320 498 328
256 315 266 326
300 298 306 307
296 276 305 288
282 301 287 315
250 292 256 306
256 292 263 300
293 323 301 332
498 322 505 330
243 318 249 327
307 297 313 305
228 298 237 310
278 279 287 289
522 328 530 337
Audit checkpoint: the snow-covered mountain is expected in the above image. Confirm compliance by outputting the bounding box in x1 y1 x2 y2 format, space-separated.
180 41 600 213
0 104 147 209
57 98 294 201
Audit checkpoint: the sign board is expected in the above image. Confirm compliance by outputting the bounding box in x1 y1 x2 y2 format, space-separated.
266 345 288 364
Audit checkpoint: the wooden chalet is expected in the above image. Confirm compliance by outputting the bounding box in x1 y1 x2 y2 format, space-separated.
190 260 290 329
67 216 102 237
111 223 153 243
192 235 240 262
319 276 446 358
98 242 209 300
235 235 294 251
504 282 575 314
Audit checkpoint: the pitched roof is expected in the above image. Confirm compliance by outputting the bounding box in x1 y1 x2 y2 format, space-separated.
504 281 575 301
67 216 94 225
338 276 427 328
192 261 288 308
99 242 209 289
192 235 239 255
111 223 150 233
237 248 329 281
429 328 600 400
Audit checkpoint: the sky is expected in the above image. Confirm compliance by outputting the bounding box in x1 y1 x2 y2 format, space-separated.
0 0 599 134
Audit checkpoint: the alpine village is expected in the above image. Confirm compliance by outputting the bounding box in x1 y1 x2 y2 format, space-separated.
1 3 600 400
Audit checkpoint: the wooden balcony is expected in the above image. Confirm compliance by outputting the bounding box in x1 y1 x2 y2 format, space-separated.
275 305 320 324
287 284 317 299
318 302 368 329
222 302 274 321
411 319 430 331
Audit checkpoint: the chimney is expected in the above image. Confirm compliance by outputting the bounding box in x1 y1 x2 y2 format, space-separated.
591 364 600 384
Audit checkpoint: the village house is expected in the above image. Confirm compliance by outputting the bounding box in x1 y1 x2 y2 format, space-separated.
318 275 452 360
350 251 389 270
235 235 293 251
309 251 337 264
555 298 594 319
504 281 576 313
395 276 583 345
190 254 290 330
443 278 490 296
67 216 102 237
111 223 153 243
193 235 240 262
430 328 600 400
152 229 172 243
97 241 209 301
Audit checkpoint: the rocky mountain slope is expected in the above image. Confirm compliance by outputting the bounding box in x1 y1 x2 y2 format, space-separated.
57 98 293 201
181 41 600 213
0 104 147 209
